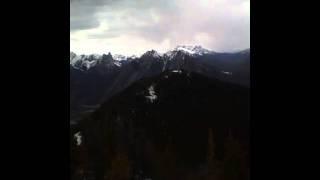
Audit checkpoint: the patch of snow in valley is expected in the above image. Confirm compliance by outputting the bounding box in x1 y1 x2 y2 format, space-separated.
114 61 121 67
172 70 182 73
83 60 97 69
221 71 233 75
74 132 82 146
145 85 157 103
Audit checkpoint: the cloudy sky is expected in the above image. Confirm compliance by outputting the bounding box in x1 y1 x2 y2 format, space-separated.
70 0 250 56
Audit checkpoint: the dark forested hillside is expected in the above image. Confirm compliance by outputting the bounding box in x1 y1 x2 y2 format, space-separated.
71 70 250 180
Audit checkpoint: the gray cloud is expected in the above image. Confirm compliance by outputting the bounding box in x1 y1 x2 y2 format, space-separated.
70 0 250 54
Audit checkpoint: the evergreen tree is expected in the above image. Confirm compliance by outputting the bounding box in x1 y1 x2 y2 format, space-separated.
108 151 132 180
221 128 247 180
150 136 178 180
207 128 215 165
206 128 220 180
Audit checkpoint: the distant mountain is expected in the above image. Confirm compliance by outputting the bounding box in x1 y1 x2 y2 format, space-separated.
173 45 214 55
71 71 250 180
70 45 215 68
70 46 250 124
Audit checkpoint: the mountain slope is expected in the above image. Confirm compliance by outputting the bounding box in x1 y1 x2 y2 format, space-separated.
71 71 250 180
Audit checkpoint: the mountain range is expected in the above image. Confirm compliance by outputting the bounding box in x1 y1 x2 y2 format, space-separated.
70 45 250 180
70 45 250 125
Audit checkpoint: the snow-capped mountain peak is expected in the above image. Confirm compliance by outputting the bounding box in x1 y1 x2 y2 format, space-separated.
70 52 81 66
128 55 139 59
113 54 127 61
173 45 213 55
162 45 213 60
70 52 121 70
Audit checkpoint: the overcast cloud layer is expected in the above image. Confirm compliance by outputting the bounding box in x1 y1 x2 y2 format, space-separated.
70 0 250 56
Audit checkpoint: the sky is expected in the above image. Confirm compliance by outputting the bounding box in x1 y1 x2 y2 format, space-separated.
70 0 250 56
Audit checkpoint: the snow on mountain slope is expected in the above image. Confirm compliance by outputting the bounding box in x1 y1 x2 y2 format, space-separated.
113 54 127 61
70 52 125 69
163 45 214 60
173 45 214 55
145 84 158 103
70 45 238 70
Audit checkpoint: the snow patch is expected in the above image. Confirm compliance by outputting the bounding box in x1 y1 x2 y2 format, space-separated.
172 70 182 73
173 45 213 55
83 60 97 69
74 132 82 146
129 55 139 59
221 71 233 75
145 85 157 103
151 51 161 58
114 61 121 67
70 53 81 65
176 46 195 54
113 54 127 61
